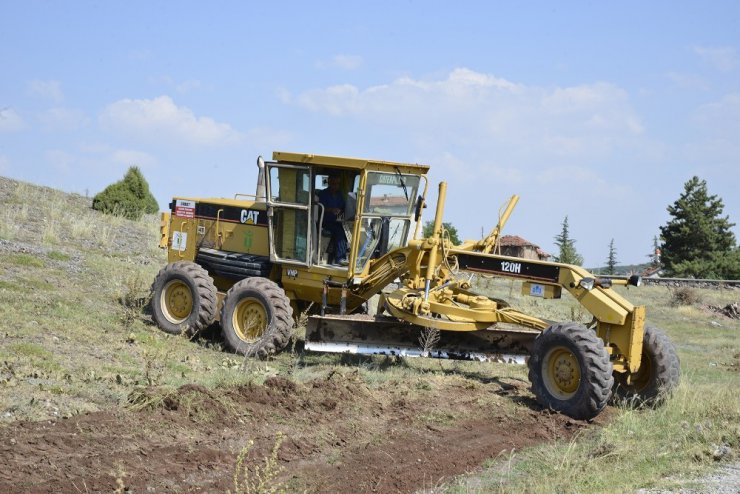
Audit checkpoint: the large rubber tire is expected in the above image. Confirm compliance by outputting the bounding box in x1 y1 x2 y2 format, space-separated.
528 322 614 420
220 278 293 359
613 325 680 405
151 261 217 335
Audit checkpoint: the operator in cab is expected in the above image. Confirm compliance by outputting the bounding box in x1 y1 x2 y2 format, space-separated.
318 174 349 265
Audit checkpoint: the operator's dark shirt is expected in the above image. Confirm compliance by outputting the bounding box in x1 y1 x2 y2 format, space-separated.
317 188 345 222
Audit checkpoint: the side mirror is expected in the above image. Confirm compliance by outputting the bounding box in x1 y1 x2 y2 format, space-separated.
414 195 424 222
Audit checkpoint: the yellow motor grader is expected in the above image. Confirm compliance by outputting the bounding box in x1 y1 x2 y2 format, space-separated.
152 151 680 419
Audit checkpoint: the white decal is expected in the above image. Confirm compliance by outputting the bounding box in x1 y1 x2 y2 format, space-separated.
197 225 206 235
286 268 298 278
240 209 259 224
377 174 402 185
501 261 522 274
172 231 187 252
174 199 195 219
529 284 544 297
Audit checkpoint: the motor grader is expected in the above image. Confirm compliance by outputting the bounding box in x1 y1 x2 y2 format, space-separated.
151 151 680 420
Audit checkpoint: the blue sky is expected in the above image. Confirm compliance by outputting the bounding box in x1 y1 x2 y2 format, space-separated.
1 1 738 267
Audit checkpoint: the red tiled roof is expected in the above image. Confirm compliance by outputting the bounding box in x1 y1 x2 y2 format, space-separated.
500 235 550 258
500 235 534 247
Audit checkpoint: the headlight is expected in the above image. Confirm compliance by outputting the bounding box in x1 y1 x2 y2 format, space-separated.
579 277 595 290
628 275 642 287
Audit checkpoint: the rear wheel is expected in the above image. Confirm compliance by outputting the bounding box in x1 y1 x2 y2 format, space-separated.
220 278 293 358
528 322 613 420
613 325 680 405
151 261 217 335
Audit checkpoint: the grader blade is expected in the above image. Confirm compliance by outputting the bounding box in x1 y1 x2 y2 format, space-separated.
305 314 537 363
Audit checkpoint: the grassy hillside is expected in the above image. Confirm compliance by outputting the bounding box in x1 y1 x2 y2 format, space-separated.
0 177 262 421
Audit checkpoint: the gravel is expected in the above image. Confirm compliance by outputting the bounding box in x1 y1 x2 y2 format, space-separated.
639 461 740 494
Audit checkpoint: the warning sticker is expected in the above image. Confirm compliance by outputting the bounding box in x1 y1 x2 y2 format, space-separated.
174 199 195 218
529 284 544 297
172 231 187 252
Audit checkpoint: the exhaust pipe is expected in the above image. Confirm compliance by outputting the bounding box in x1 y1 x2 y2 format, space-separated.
256 155 266 201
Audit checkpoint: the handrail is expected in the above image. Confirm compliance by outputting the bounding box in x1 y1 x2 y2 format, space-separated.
315 203 325 265
216 209 224 248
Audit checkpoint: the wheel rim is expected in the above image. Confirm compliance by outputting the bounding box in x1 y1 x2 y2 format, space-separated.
161 279 193 324
232 297 268 342
543 347 581 400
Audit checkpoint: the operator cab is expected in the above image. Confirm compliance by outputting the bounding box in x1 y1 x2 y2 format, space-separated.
264 152 427 276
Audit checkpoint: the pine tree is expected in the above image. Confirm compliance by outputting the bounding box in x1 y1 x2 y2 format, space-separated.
660 176 738 279
553 216 583 265
92 166 160 220
423 221 461 245
605 239 617 274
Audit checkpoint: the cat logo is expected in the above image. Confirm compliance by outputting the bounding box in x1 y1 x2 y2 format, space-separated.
240 209 259 224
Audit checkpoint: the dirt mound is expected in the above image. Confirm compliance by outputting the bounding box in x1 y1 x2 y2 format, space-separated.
0 374 605 493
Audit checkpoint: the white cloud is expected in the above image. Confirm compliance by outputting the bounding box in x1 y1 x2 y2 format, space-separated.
42 146 159 178
296 68 523 119
111 149 158 168
319 54 364 70
666 72 709 91
39 107 89 131
176 79 202 94
696 92 740 126
693 45 737 72
27 80 64 103
688 92 740 165
0 107 25 132
77 142 157 169
293 68 643 160
78 142 112 154
100 95 242 146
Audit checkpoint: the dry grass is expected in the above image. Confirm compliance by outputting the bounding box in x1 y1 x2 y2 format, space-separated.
436 278 740 494
229 432 287 494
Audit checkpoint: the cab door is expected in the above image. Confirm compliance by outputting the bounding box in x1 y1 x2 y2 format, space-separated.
265 162 312 266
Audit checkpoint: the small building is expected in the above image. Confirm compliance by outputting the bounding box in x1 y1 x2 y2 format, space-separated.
641 266 662 278
498 235 550 261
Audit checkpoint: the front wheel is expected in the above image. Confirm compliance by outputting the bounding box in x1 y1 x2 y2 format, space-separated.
613 325 680 405
151 261 217 335
220 278 293 358
528 322 614 420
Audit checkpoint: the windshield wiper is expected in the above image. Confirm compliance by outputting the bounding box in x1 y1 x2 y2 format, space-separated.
394 166 409 201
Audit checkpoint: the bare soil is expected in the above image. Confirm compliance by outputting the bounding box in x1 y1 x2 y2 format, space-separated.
0 373 610 493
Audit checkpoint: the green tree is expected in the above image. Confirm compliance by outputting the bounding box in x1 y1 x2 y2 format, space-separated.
660 176 738 279
605 238 617 274
553 216 583 265
92 166 160 220
423 221 461 245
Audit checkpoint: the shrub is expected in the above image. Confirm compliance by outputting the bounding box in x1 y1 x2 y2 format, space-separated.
92 167 159 220
670 286 702 307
